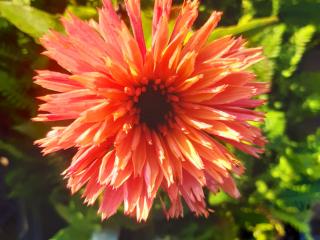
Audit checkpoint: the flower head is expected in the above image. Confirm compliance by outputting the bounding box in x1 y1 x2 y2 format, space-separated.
34 0 268 221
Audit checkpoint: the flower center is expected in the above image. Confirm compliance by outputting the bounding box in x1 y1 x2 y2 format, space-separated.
137 83 172 129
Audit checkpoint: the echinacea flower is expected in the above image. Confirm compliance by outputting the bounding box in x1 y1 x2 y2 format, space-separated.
34 0 268 221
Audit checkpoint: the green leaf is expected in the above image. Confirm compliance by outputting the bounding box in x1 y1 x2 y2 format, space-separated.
54 202 86 224
13 121 49 139
0 139 24 159
65 6 97 20
239 0 256 24
252 58 274 82
249 24 286 82
0 1 62 38
303 94 320 113
0 71 34 110
12 0 30 5
209 16 278 40
264 111 286 139
208 191 233 206
278 182 320 210
271 0 280 16
51 226 94 240
271 156 297 184
270 208 311 236
51 199 101 240
260 24 286 59
141 9 152 48
281 25 316 78
295 72 320 94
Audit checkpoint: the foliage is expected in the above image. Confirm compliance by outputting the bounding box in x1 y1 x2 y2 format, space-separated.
50 198 101 240
0 0 319 239
0 1 62 38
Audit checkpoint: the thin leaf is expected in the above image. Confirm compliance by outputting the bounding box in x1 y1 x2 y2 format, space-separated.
209 16 278 40
0 1 62 38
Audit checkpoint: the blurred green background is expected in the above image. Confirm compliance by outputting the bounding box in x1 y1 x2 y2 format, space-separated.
0 0 320 239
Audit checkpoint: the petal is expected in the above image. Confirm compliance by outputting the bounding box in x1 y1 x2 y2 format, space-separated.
125 0 147 58
182 11 222 56
34 70 81 92
171 130 204 169
170 0 199 41
99 185 124 220
152 0 172 37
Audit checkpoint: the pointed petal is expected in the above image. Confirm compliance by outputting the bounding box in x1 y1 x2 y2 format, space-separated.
125 0 147 58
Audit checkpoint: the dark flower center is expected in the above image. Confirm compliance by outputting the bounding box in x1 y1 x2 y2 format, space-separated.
137 83 172 129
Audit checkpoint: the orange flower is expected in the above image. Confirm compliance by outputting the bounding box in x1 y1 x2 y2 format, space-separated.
34 0 268 221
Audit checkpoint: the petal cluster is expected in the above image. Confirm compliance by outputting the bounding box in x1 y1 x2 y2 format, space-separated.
34 0 268 221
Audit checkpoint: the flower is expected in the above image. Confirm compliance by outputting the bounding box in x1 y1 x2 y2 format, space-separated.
34 0 268 221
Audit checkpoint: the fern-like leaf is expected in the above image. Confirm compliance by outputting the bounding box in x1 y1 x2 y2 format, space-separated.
0 71 34 110
281 25 316 78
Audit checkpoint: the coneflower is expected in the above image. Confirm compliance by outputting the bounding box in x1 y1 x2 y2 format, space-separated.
34 0 268 221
